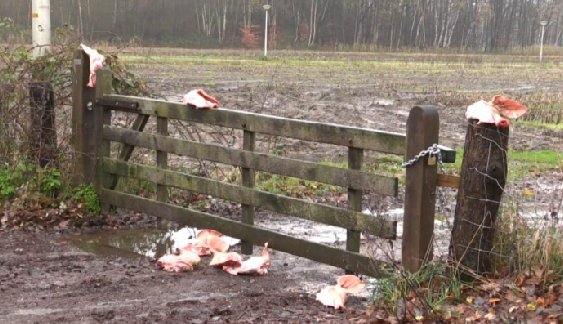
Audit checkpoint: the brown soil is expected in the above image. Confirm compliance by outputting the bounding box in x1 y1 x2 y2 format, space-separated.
0 230 369 324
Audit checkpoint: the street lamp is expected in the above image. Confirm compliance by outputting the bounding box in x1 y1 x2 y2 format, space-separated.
540 21 548 63
263 4 271 57
32 0 51 60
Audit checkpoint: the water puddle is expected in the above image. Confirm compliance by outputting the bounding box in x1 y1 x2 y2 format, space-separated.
67 227 241 259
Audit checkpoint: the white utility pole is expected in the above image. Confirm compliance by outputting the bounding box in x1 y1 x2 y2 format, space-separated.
32 0 51 59
540 21 548 63
263 5 271 57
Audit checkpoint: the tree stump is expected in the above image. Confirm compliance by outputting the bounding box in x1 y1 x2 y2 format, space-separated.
29 82 58 168
450 120 508 276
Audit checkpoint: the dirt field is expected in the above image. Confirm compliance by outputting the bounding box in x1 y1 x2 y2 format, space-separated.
2 49 563 323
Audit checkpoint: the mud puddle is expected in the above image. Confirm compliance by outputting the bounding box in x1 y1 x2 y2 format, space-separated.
66 227 241 260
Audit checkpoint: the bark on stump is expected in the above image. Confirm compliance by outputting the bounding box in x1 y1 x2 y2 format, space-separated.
450 120 508 276
30 82 58 168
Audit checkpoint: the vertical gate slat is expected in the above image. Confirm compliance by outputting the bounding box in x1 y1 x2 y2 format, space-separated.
346 147 363 273
157 116 169 229
241 130 256 255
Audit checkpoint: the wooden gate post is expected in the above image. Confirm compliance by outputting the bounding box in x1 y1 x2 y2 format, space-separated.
450 120 508 276
71 48 97 186
402 106 439 273
93 68 112 211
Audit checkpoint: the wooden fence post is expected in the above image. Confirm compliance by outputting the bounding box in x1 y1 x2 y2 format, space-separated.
71 49 97 186
450 120 508 276
402 106 439 273
29 82 58 168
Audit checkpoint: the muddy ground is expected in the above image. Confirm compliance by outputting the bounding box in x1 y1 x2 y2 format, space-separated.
0 230 378 324
3 49 563 323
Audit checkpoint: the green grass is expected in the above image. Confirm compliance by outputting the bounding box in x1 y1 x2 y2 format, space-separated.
118 54 558 72
256 172 340 197
515 120 563 130
445 148 562 179
191 82 217 87
373 262 466 316
256 155 404 197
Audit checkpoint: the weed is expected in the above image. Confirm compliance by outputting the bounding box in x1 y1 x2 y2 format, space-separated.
115 178 157 196
373 263 466 316
37 167 62 198
71 184 101 215
0 161 62 203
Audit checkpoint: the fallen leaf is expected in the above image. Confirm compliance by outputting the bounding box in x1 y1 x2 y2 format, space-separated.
536 297 545 307
489 298 501 305
484 313 496 320
414 315 424 321
58 220 70 229
515 274 526 286
480 281 502 293
525 276 541 286
509 306 517 313
466 296 474 304
526 303 536 311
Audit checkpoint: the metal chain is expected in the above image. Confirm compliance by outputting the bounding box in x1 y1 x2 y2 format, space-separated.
401 144 442 168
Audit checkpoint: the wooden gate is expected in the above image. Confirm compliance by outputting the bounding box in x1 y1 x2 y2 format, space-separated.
72 49 454 277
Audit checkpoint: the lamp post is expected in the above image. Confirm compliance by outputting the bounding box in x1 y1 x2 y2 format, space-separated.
263 4 271 57
32 0 51 60
540 21 548 63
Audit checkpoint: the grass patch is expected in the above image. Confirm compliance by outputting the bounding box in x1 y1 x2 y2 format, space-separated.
118 54 559 72
256 173 342 198
373 263 466 315
256 155 404 197
444 149 562 179
515 120 563 130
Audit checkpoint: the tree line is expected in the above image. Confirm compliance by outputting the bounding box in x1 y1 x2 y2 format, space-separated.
2 0 563 51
